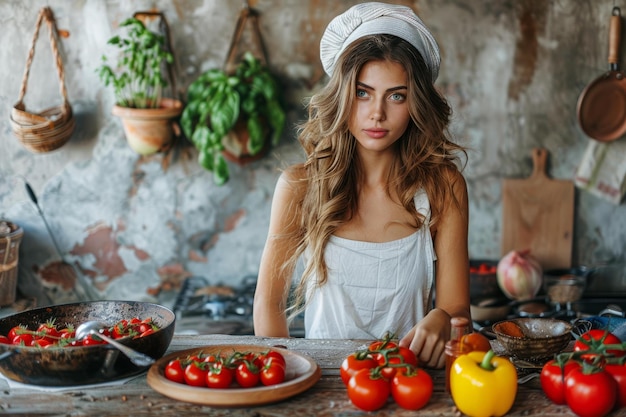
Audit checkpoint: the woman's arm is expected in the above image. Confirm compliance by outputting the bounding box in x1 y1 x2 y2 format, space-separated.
399 169 470 368
253 169 304 337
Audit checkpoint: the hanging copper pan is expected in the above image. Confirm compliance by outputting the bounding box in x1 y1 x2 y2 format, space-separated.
577 7 626 142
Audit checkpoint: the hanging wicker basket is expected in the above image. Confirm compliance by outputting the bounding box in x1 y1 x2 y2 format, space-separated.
0 221 24 307
10 7 75 153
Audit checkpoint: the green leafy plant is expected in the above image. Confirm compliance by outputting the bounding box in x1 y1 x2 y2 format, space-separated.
97 18 173 109
181 52 286 185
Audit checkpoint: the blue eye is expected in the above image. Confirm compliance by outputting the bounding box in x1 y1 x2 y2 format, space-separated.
390 93 405 101
356 89 368 98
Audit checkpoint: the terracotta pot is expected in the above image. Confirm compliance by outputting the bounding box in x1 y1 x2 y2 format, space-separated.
221 117 270 165
112 98 183 155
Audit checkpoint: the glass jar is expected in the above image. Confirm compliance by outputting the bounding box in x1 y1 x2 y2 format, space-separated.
444 316 471 393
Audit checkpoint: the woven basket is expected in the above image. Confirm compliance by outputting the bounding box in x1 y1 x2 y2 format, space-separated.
10 7 74 153
0 221 24 307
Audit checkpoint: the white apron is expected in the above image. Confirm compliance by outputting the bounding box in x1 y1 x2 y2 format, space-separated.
304 190 436 340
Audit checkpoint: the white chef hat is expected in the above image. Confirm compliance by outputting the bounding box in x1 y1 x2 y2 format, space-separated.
320 2 440 82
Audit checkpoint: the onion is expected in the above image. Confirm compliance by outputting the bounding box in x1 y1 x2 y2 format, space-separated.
496 250 543 300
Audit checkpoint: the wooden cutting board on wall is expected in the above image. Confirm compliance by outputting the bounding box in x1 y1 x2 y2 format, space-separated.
501 148 574 270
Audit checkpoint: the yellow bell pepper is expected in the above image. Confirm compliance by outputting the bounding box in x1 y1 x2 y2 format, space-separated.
450 350 517 417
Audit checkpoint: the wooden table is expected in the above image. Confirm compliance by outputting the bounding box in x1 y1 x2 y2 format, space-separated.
0 334 622 416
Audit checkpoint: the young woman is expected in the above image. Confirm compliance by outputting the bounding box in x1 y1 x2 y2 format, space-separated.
253 2 470 369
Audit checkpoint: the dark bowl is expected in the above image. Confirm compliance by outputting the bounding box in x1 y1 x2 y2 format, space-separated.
0 300 175 386
470 259 503 300
492 318 573 361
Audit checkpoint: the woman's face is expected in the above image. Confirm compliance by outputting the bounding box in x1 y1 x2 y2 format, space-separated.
348 59 411 154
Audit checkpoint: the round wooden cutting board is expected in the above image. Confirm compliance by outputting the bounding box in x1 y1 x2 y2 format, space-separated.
146 344 321 406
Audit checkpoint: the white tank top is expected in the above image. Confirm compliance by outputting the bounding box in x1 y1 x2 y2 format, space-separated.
303 190 436 340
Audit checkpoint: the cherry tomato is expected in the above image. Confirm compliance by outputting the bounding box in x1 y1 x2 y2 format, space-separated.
32 338 53 348
340 352 378 385
574 329 624 358
236 361 260 388
136 328 155 338
36 321 60 342
206 362 234 388
347 368 390 411
260 359 286 386
8 325 27 340
565 367 617 417
184 362 208 387
164 359 185 384
82 334 106 346
262 350 286 368
369 340 399 362
391 367 433 410
12 333 34 346
540 359 580 405
604 363 626 408
0 335 10 344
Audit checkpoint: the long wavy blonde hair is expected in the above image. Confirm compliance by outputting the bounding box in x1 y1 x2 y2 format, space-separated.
284 34 466 318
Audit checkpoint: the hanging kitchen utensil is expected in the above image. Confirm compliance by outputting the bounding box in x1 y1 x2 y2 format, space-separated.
577 6 626 142
9 7 75 153
501 148 574 270
24 181 98 301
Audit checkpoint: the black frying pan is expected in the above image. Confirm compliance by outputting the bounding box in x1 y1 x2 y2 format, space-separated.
577 7 626 142
0 301 175 386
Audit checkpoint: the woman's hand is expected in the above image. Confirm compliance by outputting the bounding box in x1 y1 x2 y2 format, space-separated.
399 308 451 368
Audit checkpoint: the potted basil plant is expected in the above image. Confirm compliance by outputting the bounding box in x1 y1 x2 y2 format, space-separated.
180 52 285 185
98 17 182 155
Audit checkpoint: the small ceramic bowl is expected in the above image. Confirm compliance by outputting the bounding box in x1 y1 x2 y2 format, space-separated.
492 318 573 361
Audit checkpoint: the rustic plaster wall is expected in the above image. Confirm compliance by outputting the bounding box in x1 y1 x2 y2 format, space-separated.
1 0 626 309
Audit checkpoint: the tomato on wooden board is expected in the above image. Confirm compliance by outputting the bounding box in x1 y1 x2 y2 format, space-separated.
604 363 626 408
347 368 390 411
164 359 185 384
574 329 624 358
340 353 378 385
380 355 403 380
391 367 433 411
235 361 260 388
206 362 234 388
184 362 208 387
540 359 580 405
0 335 10 344
565 367 617 417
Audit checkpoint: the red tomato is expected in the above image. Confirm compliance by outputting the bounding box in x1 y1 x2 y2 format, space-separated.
540 359 580 405
565 367 617 417
184 362 208 387
135 328 154 338
236 361 260 388
260 360 286 386
12 333 34 346
36 322 60 342
164 359 185 384
604 363 626 408
58 328 75 340
379 355 403 380
8 325 26 340
395 346 418 367
391 367 433 410
347 368 390 411
340 353 378 385
574 329 624 358
262 350 286 368
0 335 10 344
206 362 234 388
82 334 106 346
32 338 53 348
